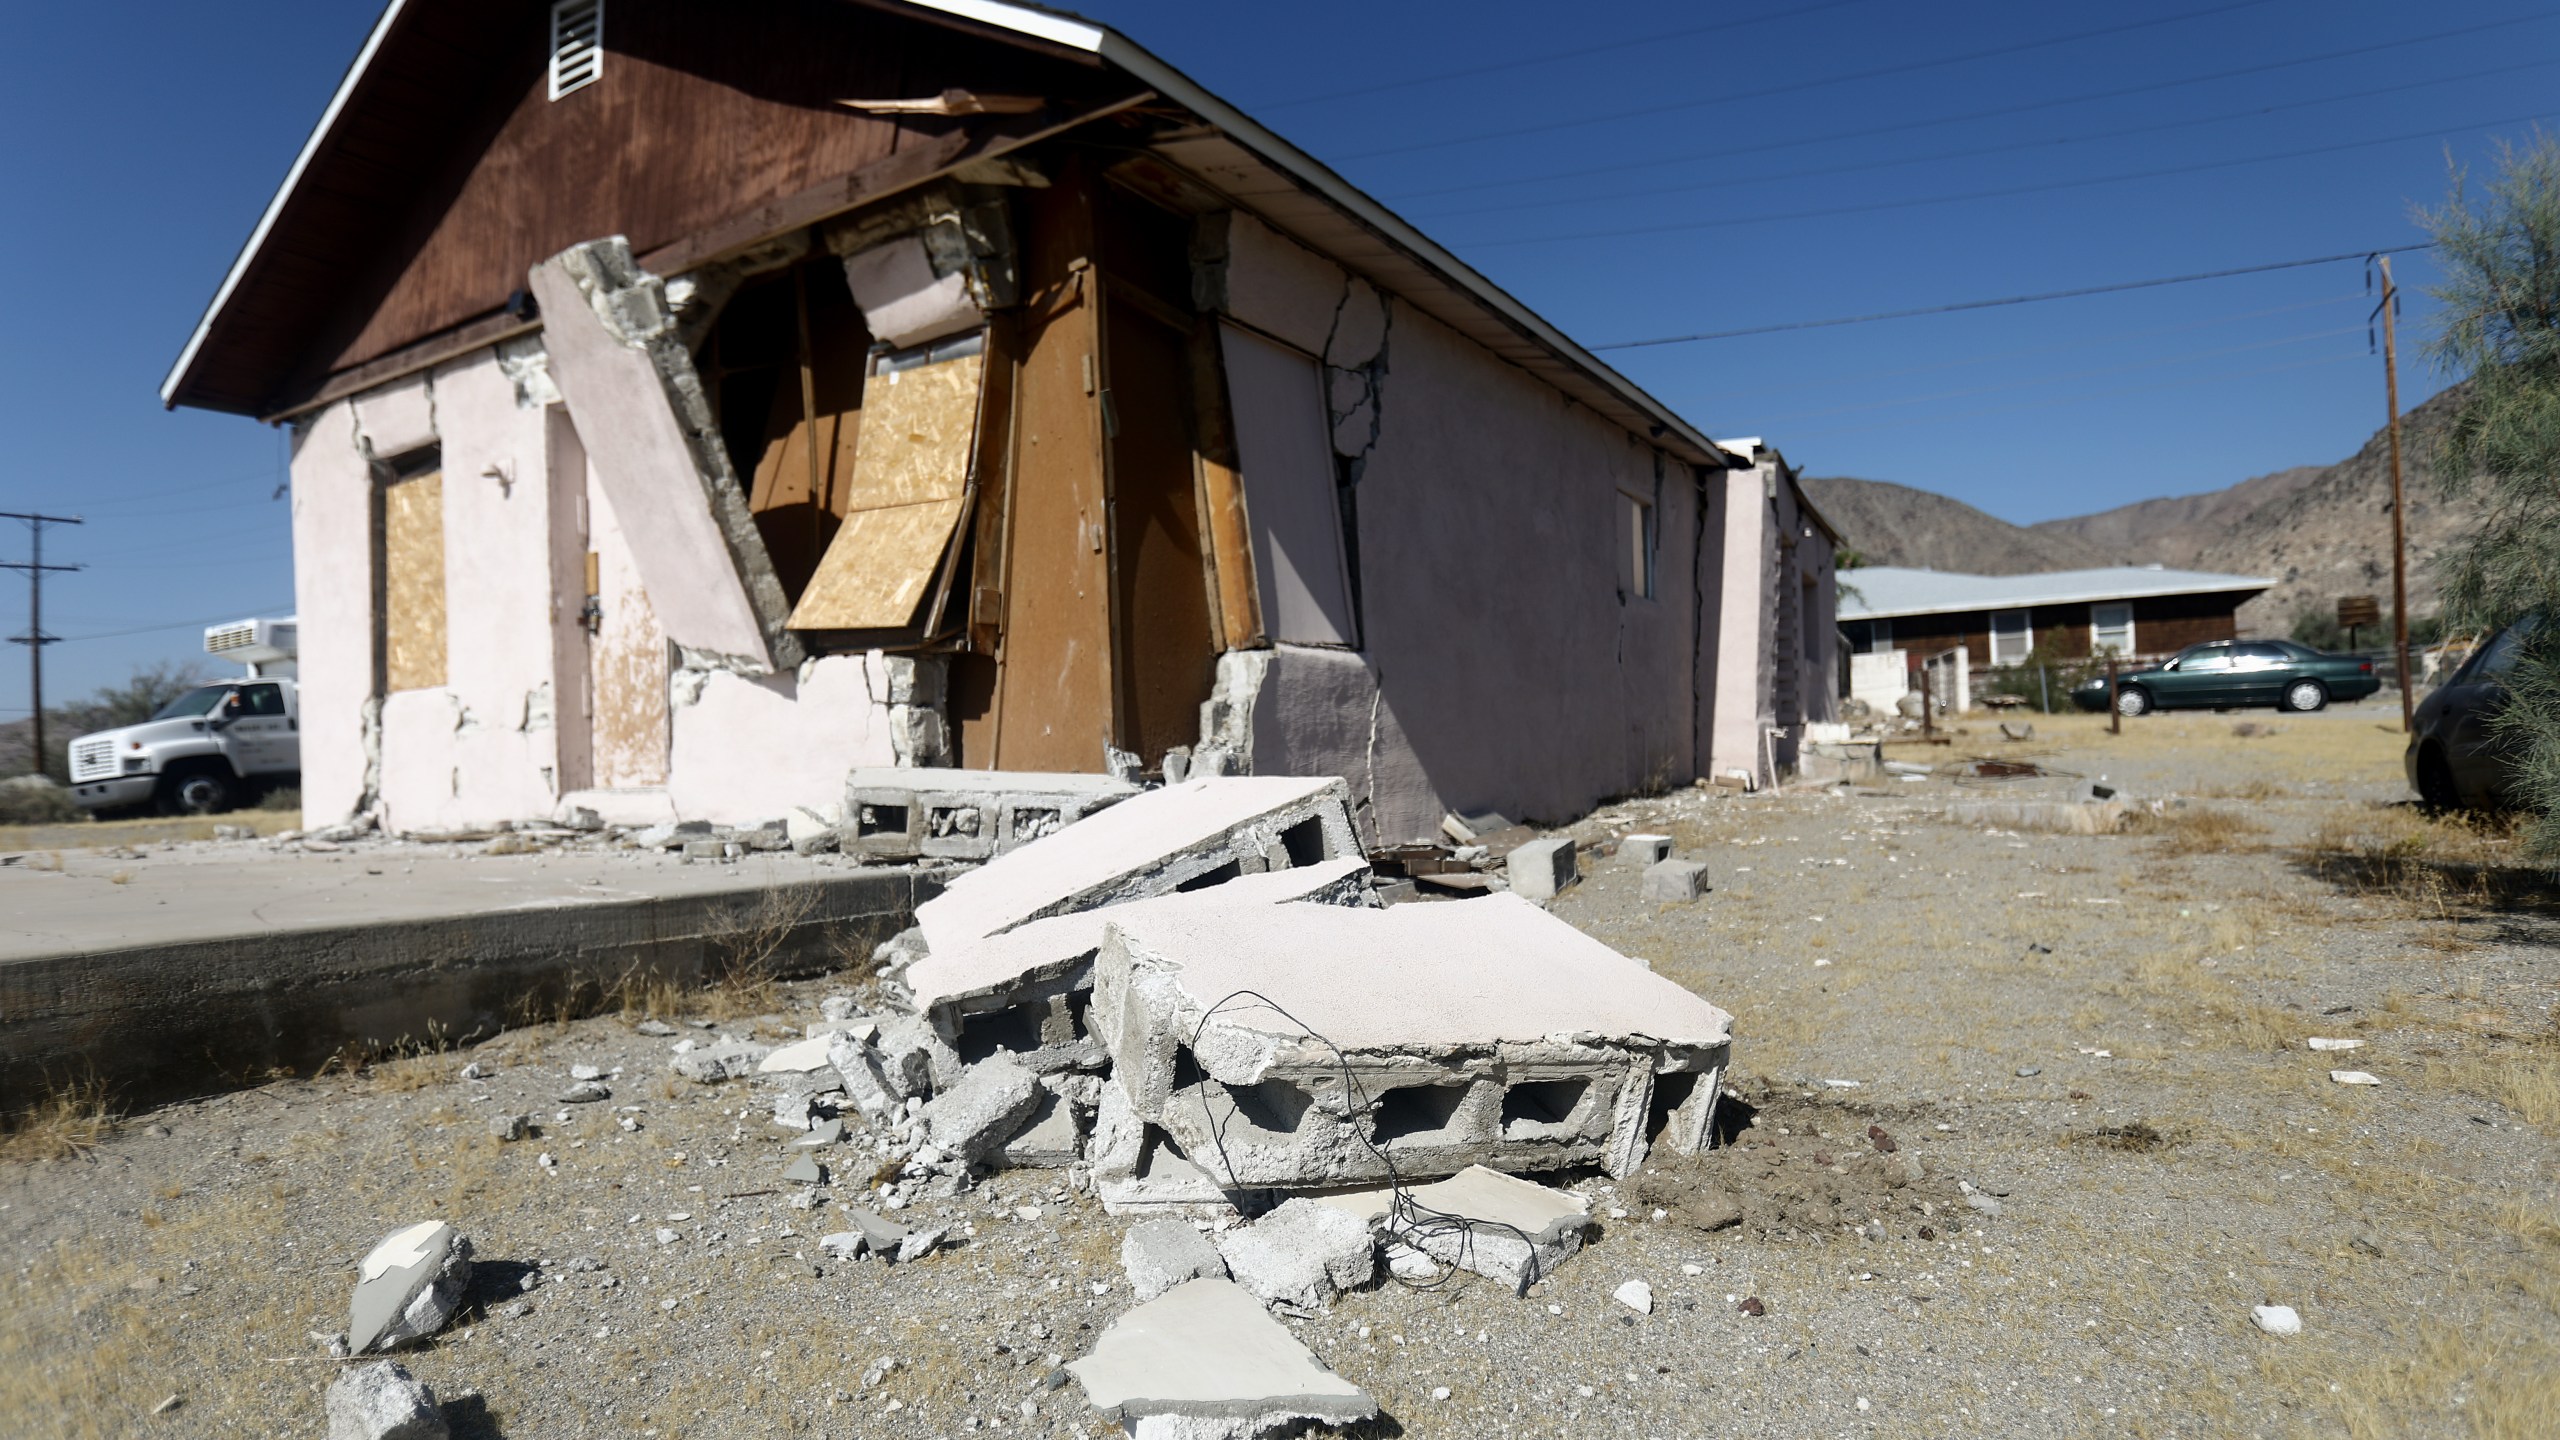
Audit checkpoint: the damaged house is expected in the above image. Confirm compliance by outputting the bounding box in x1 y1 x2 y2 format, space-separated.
162 0 1832 841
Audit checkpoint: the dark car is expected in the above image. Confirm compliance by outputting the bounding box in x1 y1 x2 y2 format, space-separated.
2407 616 2537 809
2070 639 2381 716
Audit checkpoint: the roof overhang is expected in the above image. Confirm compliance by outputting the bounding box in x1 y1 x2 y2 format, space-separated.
165 0 1746 469
1839 573 2278 622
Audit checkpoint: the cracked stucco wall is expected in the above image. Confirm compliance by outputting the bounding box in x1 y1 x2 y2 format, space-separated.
1206 212 1703 835
287 400 377 826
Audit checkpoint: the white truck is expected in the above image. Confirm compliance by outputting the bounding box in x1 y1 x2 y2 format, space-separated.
66 617 302 815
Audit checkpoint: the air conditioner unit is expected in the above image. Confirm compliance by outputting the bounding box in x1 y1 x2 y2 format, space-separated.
205 616 299 676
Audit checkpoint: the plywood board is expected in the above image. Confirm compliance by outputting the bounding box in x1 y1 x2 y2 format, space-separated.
786 498 968 631
382 470 447 692
786 350 983 630
1221 325 1356 646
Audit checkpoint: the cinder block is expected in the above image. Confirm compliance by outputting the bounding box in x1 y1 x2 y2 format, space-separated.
1621 834 1674 867
1089 894 1731 1187
1640 859 1710 902
841 768 1140 862
1506 837 1579 900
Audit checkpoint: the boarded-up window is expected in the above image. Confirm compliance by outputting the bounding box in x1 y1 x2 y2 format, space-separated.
1220 324 1355 647
787 338 983 631
382 458 447 692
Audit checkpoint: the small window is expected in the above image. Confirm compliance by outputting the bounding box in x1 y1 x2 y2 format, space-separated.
1988 608 2033 666
235 683 287 717
2090 602 2133 657
549 0 604 100
1619 493 1656 600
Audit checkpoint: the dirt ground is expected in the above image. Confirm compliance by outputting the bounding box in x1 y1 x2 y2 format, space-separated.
4 698 2555 1438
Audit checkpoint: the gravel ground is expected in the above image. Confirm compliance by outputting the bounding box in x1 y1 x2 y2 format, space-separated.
4 700 2554 1438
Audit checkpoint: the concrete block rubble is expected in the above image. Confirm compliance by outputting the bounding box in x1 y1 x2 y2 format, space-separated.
325 775 1734 1437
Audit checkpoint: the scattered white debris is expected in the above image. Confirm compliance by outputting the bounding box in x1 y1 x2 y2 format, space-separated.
2330 1070 2383 1086
2306 1037 2363 1052
2252 1304 2303 1336
1613 1280 1653 1315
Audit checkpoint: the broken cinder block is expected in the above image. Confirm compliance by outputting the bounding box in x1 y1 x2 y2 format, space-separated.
1216 1198 1377 1310
1315 1165 1595 1290
841 767 1140 863
1621 834 1674 867
348 1222 474 1354
1640 858 1711 902
1506 836 1579 900
921 1053 1043 1167
1089 894 1732 1188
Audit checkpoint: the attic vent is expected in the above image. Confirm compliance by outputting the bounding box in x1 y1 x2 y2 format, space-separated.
548 0 603 100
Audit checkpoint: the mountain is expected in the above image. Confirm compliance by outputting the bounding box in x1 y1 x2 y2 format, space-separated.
1797 477 2114 575
1807 383 2481 637
2027 384 2474 635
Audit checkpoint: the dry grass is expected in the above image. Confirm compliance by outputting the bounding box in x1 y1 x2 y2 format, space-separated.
697 882 823 1019
0 809 302 854
2432 1046 2560 1130
0 1076 118 1163
2128 804 2271 856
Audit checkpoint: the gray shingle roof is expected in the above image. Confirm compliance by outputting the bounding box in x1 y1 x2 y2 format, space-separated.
1838 565 2275 621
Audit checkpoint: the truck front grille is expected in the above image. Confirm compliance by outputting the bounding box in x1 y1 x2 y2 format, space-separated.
69 739 116 782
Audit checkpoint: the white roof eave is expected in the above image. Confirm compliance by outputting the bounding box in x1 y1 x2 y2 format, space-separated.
1839 574 2279 621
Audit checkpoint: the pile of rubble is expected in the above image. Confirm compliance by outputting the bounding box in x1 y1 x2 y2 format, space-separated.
325 774 1736 1438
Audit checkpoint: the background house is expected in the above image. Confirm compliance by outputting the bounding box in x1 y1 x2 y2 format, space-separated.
1836 564 2274 709
1701 440 1838 786
161 0 1831 840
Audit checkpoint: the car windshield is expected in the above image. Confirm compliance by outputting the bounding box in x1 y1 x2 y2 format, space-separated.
148 685 235 721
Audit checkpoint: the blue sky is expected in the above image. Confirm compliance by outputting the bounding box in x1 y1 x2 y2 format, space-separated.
2 0 2549 710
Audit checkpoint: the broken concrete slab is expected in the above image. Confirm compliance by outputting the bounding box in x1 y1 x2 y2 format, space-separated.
782 1154 825 1185
1098 1130 1241 1220
907 857 1375 1075
1066 1278 1376 1438
1091 894 1732 1186
1216 1198 1376 1310
1316 1165 1594 1289
670 1039 769 1083
922 1053 1042 1167
325 1360 448 1440
914 776 1360 953
1122 1219 1230 1302
873 1014 965 1096
842 768 1140 862
1941 799 2132 835
843 1207 910 1254
348 1222 474 1354
1640 859 1711 902
1506 836 1579 900
757 1035 837 1073
999 1089 1085 1169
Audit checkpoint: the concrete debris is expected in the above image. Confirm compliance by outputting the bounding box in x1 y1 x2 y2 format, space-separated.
999 1089 1086 1169
2306 1037 2363 1051
825 1031 906 1124
1091 894 1731 1186
820 994 862 1021
782 1154 825 1184
843 1207 911 1256
634 1020 678 1037
1315 1165 1594 1289
1505 836 1578 901
1097 1129 1239 1220
1613 1279 1654 1315
2252 1304 2303 1336
1621 834 1673 867
873 1014 966 1096
348 1221 474 1353
843 767 1139 862
557 1080 612 1103
325 1360 448 1440
895 1228 948 1264
1640 859 1711 902
797 1117 845 1147
818 1231 869 1260
1216 1198 1376 1310
757 1035 837 1073
457 1062 494 1081
914 776 1360 953
874 927 929 977
1067 1278 1377 1438
1121 1219 1230 1301
1941 799 2131 835
922 1053 1043 1167
488 1113 530 1142
671 1040 769 1083
907 857 1375 1078
2329 1070 2383 1086
568 1063 603 1081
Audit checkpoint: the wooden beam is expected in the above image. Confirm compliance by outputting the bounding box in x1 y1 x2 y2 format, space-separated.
1187 316 1261 651
264 311 536 424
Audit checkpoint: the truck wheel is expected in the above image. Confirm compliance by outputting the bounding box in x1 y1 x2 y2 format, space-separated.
159 768 235 816
2282 679 2328 713
2416 748 2461 812
2114 686 2151 717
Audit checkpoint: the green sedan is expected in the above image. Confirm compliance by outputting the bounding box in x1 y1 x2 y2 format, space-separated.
2071 640 2382 716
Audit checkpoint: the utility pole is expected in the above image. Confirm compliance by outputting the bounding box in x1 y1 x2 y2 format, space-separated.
2375 257 2415 732
2 511 85 777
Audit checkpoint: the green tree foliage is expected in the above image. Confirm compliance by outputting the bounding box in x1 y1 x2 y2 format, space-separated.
2423 134 2560 850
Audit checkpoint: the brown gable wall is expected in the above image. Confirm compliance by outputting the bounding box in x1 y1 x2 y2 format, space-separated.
300 0 1118 392
1860 589 2254 666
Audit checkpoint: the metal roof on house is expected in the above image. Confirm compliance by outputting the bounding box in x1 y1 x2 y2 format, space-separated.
1837 565 2275 621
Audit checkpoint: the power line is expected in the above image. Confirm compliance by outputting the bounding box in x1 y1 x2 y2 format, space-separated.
1415 56 2560 221
1472 102 2556 253
1389 12 2557 204
1249 0 1883 111
1594 246 2431 351
1336 0 2292 162
50 606 295 646
1781 350 2368 439
2 511 84 775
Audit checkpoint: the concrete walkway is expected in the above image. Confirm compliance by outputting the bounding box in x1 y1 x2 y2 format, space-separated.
1 838 939 1109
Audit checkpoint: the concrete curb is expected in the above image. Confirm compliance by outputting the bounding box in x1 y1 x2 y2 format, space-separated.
0 868 936 1113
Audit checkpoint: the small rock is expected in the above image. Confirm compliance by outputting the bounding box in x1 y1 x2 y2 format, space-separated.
1122 1219 1229 1301
568 1063 603 1081
672 1040 769 1084
820 995 861 1022
2329 1070 2383 1086
325 1361 447 1440
488 1114 530 1142
655 1227 680 1246
2252 1304 2303 1336
896 1228 947 1264
1612 1280 1653 1315
152 1394 182 1415
457 1062 494 1082
2306 1037 2362 1052
634 1020 678 1037
1866 1124 1897 1153
557 1081 611 1104
1965 1193 2003 1217
1738 1296 1766 1316
1431 1386 1453 1401
2016 1066 2042 1078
